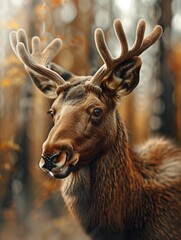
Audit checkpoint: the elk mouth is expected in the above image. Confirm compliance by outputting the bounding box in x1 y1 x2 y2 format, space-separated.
39 152 79 179
51 165 74 179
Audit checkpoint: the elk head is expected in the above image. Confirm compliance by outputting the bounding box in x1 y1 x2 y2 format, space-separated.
10 19 162 179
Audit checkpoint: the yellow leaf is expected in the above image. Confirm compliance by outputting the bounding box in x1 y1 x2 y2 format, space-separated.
0 78 12 87
0 20 20 30
0 141 21 152
49 0 67 6
34 3 49 14
7 20 20 29
2 55 21 66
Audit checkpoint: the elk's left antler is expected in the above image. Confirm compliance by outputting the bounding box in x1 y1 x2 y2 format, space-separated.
90 19 163 86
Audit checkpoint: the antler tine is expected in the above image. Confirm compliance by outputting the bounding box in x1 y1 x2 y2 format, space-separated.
31 36 41 54
10 29 30 56
135 25 163 56
17 42 65 85
88 29 113 86
113 19 129 62
94 28 113 68
17 29 30 53
127 19 146 58
42 38 63 64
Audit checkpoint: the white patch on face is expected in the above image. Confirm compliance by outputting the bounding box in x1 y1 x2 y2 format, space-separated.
49 172 54 177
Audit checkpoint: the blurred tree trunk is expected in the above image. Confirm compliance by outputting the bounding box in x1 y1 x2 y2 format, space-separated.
0 2 31 219
170 45 181 143
156 0 176 138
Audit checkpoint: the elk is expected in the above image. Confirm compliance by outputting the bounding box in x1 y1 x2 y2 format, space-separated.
10 19 181 240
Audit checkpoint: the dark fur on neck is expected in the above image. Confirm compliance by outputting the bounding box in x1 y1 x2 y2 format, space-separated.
61 112 181 240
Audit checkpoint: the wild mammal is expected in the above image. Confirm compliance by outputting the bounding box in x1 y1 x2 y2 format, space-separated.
10 19 181 240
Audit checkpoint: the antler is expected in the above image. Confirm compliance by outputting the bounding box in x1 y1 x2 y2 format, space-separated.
9 20 162 98
90 19 163 86
9 29 67 86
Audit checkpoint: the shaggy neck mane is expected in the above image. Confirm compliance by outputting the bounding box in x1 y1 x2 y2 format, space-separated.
61 111 143 237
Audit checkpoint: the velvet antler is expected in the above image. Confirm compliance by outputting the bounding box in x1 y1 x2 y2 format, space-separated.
9 29 67 86
9 20 162 98
90 19 163 87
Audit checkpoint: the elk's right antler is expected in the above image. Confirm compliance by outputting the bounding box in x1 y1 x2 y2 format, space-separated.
9 29 68 87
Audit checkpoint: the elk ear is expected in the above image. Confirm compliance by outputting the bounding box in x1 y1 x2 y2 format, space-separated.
28 64 74 99
28 72 57 99
105 56 142 98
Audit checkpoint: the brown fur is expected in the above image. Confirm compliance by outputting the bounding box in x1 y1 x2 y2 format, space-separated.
10 23 180 240
42 81 181 240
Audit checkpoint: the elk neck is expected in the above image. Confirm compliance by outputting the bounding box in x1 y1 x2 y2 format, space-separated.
61 110 143 234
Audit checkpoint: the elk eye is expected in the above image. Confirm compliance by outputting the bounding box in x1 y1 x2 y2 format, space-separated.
47 109 54 118
92 108 102 117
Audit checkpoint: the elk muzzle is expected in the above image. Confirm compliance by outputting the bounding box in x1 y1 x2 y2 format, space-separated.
39 141 80 179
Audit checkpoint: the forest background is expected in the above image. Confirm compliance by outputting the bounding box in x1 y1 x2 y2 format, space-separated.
0 0 181 239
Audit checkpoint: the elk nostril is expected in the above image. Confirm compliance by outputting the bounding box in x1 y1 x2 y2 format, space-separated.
42 161 55 171
41 153 59 171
